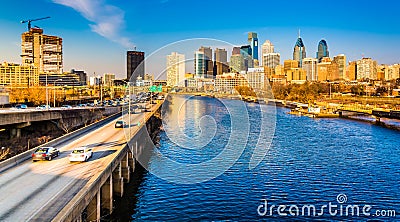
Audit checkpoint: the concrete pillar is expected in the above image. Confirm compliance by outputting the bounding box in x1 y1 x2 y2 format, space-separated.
121 154 130 183
128 152 135 173
10 128 16 138
75 214 83 222
86 191 101 222
113 163 124 197
9 128 22 138
101 174 113 215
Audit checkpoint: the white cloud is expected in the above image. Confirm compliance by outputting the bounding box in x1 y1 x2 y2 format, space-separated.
52 0 135 49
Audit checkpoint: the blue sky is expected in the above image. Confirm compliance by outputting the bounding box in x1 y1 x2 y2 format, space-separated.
0 0 400 79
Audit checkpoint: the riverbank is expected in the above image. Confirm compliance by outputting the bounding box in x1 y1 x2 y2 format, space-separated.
170 92 400 132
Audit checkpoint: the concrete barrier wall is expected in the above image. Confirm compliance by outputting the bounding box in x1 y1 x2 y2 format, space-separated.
52 103 162 222
0 111 122 173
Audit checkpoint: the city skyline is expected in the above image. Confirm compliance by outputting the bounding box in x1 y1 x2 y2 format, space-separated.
0 0 400 78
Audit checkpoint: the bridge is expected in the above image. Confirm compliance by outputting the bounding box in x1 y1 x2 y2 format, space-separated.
0 107 121 138
0 100 163 221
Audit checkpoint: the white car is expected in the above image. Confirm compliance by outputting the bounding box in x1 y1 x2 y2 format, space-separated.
68 146 93 162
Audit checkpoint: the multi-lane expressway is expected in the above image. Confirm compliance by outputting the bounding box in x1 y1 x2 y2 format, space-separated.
0 102 159 221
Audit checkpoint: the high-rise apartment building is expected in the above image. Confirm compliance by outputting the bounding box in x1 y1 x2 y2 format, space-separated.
248 32 259 61
388 64 400 80
316 39 329 62
303 58 318 81
214 48 228 75
127 50 145 81
356 58 377 80
293 34 306 67
21 28 63 74
167 52 185 87
333 54 346 80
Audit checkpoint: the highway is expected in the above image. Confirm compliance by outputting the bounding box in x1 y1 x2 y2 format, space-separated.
0 103 155 221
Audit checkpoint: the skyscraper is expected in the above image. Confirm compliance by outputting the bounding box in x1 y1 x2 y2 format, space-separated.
199 46 213 77
356 58 377 80
333 54 346 80
214 48 228 75
303 58 318 81
21 28 63 74
293 33 306 67
232 47 241 55
248 32 259 61
263 53 280 69
167 52 185 87
346 61 357 81
194 51 205 78
240 45 254 70
316 39 329 62
127 50 145 81
261 40 277 67
261 40 274 55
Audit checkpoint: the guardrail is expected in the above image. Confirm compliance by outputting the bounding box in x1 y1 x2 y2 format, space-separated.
0 112 122 173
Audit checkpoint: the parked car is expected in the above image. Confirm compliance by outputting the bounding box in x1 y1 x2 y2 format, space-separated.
115 120 127 128
61 105 72 109
68 146 93 162
32 147 60 162
36 105 51 110
15 104 28 109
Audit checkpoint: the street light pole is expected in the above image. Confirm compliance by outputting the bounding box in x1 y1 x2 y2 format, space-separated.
128 82 131 137
53 79 62 107
122 80 132 138
46 74 49 110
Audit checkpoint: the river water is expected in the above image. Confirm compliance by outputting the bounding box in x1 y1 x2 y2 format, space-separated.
114 95 400 221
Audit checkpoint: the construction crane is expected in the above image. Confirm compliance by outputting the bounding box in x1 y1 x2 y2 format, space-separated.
21 16 51 31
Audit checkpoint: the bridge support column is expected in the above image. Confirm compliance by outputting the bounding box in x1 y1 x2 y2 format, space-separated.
10 128 21 138
128 151 135 173
101 174 113 215
121 154 130 183
87 191 101 222
113 163 124 197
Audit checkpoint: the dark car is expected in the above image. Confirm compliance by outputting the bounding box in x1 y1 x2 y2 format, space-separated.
115 120 127 128
32 147 60 162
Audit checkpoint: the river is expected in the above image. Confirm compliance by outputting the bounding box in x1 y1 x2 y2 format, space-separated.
112 94 400 221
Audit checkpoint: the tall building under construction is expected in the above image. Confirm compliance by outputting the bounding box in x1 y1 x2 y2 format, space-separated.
21 28 63 74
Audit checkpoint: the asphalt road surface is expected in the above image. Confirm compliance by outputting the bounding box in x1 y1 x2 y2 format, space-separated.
0 108 150 221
